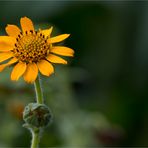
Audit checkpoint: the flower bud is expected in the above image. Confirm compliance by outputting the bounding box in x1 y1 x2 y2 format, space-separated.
23 103 52 128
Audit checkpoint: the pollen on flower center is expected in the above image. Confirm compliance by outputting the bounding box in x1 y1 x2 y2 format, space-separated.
13 30 50 63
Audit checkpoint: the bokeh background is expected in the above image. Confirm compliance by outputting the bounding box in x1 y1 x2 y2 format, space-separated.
0 0 148 147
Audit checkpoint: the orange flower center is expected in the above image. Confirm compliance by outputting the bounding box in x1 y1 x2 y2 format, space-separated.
13 30 50 63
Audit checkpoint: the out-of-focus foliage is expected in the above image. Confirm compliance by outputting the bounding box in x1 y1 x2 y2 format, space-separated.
0 1 148 147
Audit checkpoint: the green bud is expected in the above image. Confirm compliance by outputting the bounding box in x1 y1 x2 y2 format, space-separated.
23 103 52 128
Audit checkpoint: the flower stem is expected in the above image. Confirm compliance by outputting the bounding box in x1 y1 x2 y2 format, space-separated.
31 76 44 148
31 130 40 148
34 76 44 104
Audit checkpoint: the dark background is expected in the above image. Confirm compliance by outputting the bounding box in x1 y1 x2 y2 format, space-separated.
0 1 148 147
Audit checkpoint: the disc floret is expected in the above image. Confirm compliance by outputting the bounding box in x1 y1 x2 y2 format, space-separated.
13 30 50 63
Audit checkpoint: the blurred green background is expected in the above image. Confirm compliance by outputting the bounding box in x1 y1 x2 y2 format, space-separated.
0 1 148 147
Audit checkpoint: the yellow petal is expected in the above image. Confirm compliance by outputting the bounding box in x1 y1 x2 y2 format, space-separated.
0 36 15 51
0 64 6 72
6 57 18 66
50 46 74 57
37 60 54 76
41 26 53 38
48 34 70 44
20 17 34 33
6 25 21 37
23 63 38 83
46 54 67 64
11 62 26 81
0 52 13 62
0 57 18 72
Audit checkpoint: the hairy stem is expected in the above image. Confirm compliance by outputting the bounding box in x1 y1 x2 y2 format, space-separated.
31 129 40 148
34 76 44 104
30 76 44 148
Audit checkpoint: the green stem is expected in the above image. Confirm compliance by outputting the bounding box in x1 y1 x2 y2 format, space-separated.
31 76 44 148
34 76 44 104
31 130 40 148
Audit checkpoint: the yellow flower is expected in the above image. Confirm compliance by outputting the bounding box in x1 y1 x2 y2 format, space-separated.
0 17 74 83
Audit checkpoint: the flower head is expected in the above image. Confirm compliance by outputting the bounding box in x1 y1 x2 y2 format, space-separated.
0 17 74 83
